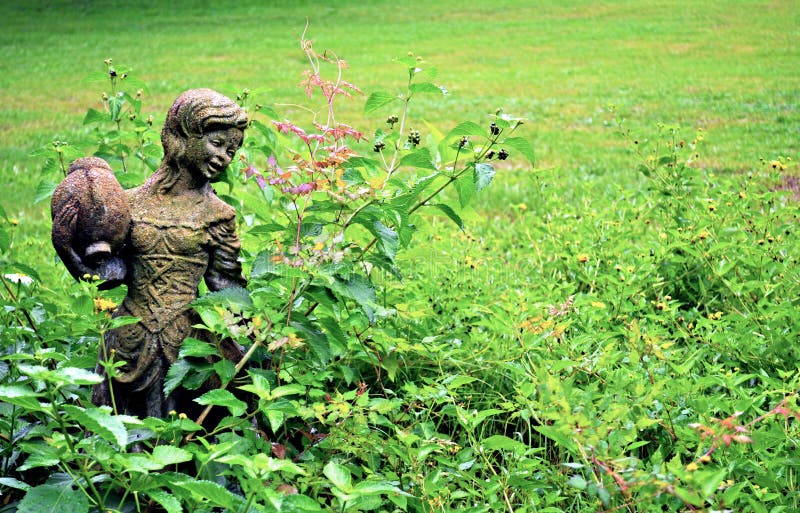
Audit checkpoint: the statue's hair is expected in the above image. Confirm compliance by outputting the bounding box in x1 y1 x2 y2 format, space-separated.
156 89 247 191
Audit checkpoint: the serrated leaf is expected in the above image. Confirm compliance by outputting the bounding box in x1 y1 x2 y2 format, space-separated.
194 389 247 416
151 445 193 466
0 477 31 491
455 173 476 208
164 359 191 397
364 91 398 114
192 286 252 310
330 273 379 322
371 221 399 262
34 178 59 204
213 358 236 385
432 204 464 231
271 383 306 399
324 461 353 493
171 479 243 510
447 121 486 139
106 315 140 330
147 490 182 513
0 384 41 400
59 367 103 385
481 435 527 455
409 82 445 95
179 337 219 359
18 484 88 513
501 136 535 166
251 251 308 279
82 108 107 125
62 405 127 448
474 162 496 192
399 147 437 170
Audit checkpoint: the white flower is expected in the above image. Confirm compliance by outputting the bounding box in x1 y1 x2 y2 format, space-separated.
4 273 33 286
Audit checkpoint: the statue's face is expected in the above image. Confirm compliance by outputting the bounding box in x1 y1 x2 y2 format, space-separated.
184 127 244 182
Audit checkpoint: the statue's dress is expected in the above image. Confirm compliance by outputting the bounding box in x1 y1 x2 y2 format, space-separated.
92 176 245 418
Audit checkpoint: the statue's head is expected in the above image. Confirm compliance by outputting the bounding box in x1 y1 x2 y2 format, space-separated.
161 89 248 182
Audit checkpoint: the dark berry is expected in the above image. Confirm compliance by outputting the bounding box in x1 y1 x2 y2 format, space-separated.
109 69 117 78
498 149 509 160
408 129 421 146
373 141 386 153
490 122 500 136
459 136 468 148
486 150 496 159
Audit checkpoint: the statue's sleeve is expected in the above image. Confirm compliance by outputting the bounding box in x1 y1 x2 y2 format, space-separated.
205 216 246 291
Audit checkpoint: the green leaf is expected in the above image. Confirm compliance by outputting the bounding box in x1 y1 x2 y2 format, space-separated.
566 474 587 490
455 173 476 208
164 359 191 397
0 385 42 406
151 445 193 466
147 490 182 513
330 273 379 322
324 461 353 493
58 367 103 385
502 136 535 166
432 204 464 231
106 315 140 330
399 148 437 170
481 435 527 455
370 221 399 262
62 405 128 448
447 121 486 139
171 479 243 510
18 485 88 513
0 477 32 491
213 358 236 385
179 337 219 359
364 91 398 114
193 286 252 310
251 251 308 279
409 82 446 95
34 178 59 204
281 494 326 513
474 162 496 192
698 468 728 499
194 389 247 416
82 108 107 125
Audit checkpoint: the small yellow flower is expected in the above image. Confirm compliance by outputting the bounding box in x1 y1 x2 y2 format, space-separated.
178 413 188 419
93 297 117 313
577 254 590 263
699 454 711 463
686 462 699 472
313 241 325 251
591 301 606 309
518 203 527 211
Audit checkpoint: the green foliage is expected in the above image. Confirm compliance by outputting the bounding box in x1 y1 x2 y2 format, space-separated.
1 27 799 513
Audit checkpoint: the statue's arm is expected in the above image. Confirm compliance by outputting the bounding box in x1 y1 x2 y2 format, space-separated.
51 194 128 289
205 217 246 292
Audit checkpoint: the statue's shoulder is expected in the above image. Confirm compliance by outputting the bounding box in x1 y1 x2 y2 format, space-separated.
204 188 236 224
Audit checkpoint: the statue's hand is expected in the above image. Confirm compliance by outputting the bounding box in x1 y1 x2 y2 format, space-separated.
92 256 127 290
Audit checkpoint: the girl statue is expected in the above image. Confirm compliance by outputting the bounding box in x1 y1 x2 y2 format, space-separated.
54 89 249 418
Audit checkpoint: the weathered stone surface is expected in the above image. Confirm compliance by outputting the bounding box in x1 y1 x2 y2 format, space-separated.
52 89 249 420
51 156 131 285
